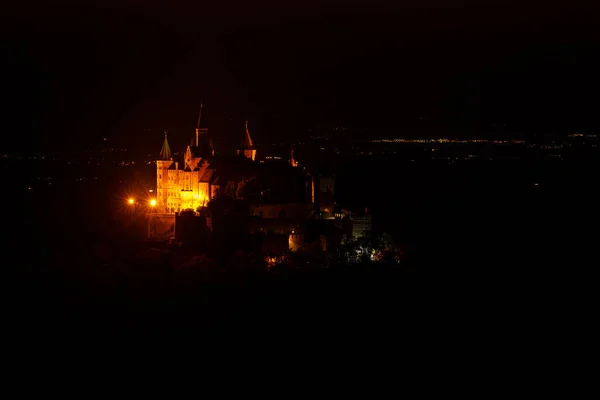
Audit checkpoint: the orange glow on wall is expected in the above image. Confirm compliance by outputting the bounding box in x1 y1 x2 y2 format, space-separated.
155 131 220 214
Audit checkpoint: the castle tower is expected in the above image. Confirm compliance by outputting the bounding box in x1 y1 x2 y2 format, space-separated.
184 145 193 170
156 132 173 213
289 146 298 167
237 120 257 161
194 101 214 158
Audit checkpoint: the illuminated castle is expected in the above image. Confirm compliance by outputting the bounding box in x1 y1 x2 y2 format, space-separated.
155 103 257 214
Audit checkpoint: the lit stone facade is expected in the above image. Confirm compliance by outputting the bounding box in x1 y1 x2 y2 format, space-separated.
156 154 218 214
155 112 260 214
155 103 220 214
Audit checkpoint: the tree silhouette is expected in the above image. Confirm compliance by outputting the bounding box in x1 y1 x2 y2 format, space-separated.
235 176 256 200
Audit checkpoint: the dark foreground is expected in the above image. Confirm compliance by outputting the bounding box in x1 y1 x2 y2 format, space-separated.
4 155 599 352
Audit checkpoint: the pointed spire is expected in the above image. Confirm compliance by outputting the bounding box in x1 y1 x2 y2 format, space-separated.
195 101 208 147
289 145 298 167
242 120 254 149
238 120 256 161
159 131 172 160
196 101 205 130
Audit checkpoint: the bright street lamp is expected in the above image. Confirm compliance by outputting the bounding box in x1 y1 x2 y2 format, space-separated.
128 198 135 205
149 198 157 207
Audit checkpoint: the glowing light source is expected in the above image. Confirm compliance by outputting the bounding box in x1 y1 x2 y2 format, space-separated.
149 199 157 207
128 198 135 204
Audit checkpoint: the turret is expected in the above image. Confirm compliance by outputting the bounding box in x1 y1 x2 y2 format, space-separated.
159 131 172 161
156 132 173 213
237 120 257 161
289 146 298 167
194 101 214 158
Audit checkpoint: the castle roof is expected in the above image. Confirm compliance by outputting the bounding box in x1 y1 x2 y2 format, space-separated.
200 168 216 182
197 101 208 131
240 120 255 150
159 132 172 160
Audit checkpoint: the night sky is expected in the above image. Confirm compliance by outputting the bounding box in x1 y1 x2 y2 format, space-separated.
2 1 598 153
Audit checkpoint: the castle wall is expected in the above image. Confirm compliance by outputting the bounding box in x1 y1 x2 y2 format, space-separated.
159 164 214 213
320 175 335 192
316 175 335 217
166 169 180 213
156 160 172 213
210 184 220 199
288 233 305 252
156 115 217 215
351 215 372 239
238 149 257 161
179 178 210 211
